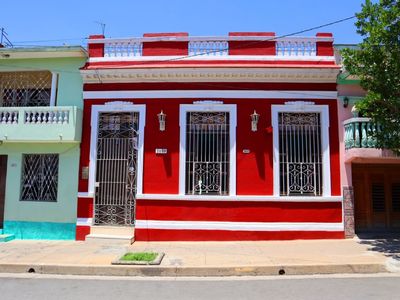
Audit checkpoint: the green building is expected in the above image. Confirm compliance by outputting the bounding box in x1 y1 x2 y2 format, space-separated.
0 46 86 240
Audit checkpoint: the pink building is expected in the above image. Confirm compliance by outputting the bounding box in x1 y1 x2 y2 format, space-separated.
336 45 400 236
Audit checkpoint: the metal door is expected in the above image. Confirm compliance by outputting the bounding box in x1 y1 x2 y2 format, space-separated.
94 112 139 226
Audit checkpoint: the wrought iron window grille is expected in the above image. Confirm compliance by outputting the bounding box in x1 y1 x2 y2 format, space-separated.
21 154 59 202
278 112 323 196
185 111 230 195
0 71 52 107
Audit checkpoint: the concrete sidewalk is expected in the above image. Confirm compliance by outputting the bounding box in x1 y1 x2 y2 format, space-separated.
0 237 399 276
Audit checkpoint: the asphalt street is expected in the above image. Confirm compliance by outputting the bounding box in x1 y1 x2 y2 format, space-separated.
0 273 399 300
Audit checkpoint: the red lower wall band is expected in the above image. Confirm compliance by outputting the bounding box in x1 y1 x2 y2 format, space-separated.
136 200 343 223
76 226 91 241
135 229 345 241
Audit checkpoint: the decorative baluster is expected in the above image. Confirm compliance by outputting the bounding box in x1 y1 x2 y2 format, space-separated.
354 122 360 148
369 122 377 148
57 111 62 124
63 111 69 124
344 124 351 149
25 111 31 124
283 42 288 56
361 122 368 147
311 42 316 56
276 42 281 55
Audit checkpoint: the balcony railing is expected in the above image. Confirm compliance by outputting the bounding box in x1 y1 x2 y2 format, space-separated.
0 106 82 142
88 34 333 58
344 117 381 150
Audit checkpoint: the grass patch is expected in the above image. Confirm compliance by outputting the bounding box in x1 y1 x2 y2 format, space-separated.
120 252 158 262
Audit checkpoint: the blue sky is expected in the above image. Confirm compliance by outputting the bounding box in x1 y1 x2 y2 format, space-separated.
1 0 368 46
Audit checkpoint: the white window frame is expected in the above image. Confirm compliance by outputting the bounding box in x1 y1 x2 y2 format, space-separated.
179 102 237 196
271 102 331 197
88 101 146 197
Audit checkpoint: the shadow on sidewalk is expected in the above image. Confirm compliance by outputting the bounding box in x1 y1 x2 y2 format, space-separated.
357 233 400 261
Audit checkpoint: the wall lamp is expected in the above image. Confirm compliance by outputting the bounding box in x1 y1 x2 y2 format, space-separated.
343 97 349 108
250 110 260 132
157 110 166 131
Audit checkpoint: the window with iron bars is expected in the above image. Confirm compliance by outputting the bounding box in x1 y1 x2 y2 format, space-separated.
278 112 323 196
21 154 59 202
0 71 52 107
185 112 230 195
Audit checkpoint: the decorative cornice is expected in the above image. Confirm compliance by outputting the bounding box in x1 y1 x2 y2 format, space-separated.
81 67 339 84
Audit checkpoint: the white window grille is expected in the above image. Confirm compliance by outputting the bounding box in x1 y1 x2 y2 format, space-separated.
0 71 52 107
21 154 59 202
278 112 322 196
185 112 230 195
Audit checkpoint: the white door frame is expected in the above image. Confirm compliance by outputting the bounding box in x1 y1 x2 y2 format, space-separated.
88 102 146 197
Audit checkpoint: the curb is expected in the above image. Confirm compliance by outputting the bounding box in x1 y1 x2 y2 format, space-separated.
0 263 388 277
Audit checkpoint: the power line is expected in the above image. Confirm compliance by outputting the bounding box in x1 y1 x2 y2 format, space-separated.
8 14 356 49
133 15 357 63
0 14 355 97
11 37 88 44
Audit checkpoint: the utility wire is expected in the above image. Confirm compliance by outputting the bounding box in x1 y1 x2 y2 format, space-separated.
123 15 357 64
0 14 354 97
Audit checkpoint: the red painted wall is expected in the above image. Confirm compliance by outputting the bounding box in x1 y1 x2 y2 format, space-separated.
135 229 344 241
78 97 341 196
136 199 342 222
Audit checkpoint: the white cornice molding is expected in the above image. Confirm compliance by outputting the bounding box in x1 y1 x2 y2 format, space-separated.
81 67 339 84
83 90 338 100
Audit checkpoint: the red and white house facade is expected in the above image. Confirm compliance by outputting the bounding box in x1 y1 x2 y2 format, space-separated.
76 32 343 241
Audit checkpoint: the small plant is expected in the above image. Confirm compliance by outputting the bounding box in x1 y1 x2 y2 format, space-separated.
120 252 158 262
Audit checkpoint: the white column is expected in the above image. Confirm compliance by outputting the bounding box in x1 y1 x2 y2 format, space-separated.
50 72 58 106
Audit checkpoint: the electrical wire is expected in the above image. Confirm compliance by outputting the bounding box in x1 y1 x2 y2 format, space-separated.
0 14 355 98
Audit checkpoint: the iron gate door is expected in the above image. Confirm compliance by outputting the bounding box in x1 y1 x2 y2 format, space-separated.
94 112 139 226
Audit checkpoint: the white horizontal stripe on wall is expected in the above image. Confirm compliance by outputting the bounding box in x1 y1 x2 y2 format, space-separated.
83 90 338 100
135 220 344 232
135 194 343 202
77 218 93 226
78 192 94 198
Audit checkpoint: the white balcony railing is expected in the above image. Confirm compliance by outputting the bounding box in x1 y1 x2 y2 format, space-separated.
0 109 19 124
0 107 70 125
24 108 70 124
104 41 143 57
276 39 317 56
188 40 229 56
91 36 324 58
0 106 82 142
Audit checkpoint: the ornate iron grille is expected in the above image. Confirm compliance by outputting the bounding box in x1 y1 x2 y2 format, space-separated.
279 112 322 196
185 112 229 195
21 154 59 202
94 112 139 226
0 71 52 107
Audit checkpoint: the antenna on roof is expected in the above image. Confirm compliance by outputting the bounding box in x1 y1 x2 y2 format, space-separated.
0 27 13 48
95 21 106 36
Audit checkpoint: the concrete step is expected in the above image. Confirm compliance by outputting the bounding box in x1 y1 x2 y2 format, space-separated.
0 234 15 242
85 234 134 244
90 226 134 236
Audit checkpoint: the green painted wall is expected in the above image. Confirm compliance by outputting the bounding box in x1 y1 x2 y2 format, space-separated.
0 143 80 224
0 51 86 239
0 56 86 108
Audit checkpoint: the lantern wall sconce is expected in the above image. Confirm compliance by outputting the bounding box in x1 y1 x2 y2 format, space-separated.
250 110 260 132
343 97 349 108
157 110 166 131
